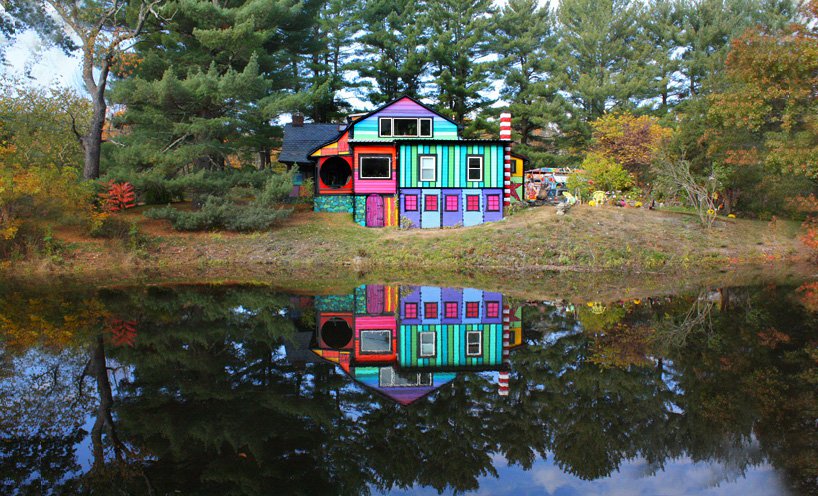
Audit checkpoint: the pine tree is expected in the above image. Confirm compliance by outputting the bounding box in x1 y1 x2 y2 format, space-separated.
353 0 430 106
426 0 496 128
108 0 315 174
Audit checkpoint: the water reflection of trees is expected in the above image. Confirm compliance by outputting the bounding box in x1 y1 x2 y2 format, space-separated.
0 284 815 495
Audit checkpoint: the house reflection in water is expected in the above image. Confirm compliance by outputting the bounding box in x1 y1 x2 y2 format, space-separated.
308 285 523 404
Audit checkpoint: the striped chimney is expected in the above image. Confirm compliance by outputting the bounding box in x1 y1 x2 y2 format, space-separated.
499 304 511 396
501 112 512 208
498 371 509 396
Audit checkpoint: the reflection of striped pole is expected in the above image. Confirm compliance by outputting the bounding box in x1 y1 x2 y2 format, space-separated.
499 304 511 396
500 112 512 209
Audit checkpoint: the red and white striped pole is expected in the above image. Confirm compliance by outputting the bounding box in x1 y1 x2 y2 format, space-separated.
499 304 511 397
500 112 512 209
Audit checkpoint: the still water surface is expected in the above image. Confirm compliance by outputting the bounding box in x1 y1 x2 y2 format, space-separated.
1 281 816 495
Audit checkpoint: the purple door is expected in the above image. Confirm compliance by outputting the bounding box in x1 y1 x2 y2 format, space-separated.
366 285 385 314
366 194 384 227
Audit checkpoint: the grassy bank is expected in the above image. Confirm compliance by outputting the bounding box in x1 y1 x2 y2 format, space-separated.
2 203 809 285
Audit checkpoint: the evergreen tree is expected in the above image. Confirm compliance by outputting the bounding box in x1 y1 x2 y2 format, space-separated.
108 0 315 174
556 0 650 125
353 0 430 106
426 0 496 129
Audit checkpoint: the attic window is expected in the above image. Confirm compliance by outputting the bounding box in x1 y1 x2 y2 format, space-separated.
378 117 433 137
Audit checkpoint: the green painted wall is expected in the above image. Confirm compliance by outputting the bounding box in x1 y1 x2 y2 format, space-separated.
398 324 503 368
314 195 354 213
398 143 504 189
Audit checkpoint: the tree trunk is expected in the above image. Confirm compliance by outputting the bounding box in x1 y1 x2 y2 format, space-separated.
82 95 106 180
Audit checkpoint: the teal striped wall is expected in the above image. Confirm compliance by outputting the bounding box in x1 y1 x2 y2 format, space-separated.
398 144 504 189
398 324 503 368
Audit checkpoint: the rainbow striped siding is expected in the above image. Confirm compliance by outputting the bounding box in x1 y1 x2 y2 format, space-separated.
352 366 457 405
398 143 504 189
398 323 503 368
352 97 459 141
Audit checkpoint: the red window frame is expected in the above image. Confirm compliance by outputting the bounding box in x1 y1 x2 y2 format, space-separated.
487 195 501 212
444 302 458 319
444 195 459 212
486 301 500 319
404 195 418 212
425 302 438 319
466 302 479 318
466 195 480 212
404 302 418 319
424 195 438 211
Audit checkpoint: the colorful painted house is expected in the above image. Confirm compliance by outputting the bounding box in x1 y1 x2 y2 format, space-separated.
307 96 515 228
310 284 523 404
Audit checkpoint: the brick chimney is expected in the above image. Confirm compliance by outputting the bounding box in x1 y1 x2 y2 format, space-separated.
292 112 304 127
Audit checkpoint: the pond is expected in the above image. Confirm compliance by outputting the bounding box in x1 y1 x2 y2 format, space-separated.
0 280 816 495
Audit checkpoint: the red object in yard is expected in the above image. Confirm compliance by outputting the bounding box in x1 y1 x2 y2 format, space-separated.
100 180 136 212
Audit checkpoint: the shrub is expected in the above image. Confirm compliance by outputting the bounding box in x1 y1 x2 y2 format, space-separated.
567 152 635 197
146 196 292 232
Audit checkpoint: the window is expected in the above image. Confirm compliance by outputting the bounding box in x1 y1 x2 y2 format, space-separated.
404 195 418 211
487 195 501 212
466 302 479 318
466 332 482 356
424 195 438 211
486 301 500 319
420 118 432 137
444 302 458 319
359 156 391 179
467 156 483 182
378 117 433 138
425 302 438 319
466 195 480 212
360 330 392 353
420 155 436 182
393 118 418 136
404 302 418 319
445 195 459 212
379 118 392 136
419 332 436 357
379 367 432 387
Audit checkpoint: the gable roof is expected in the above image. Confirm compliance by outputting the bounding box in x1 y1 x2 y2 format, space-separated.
278 123 342 164
350 94 462 132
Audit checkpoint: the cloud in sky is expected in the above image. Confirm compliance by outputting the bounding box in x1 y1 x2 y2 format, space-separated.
2 29 84 91
381 454 789 496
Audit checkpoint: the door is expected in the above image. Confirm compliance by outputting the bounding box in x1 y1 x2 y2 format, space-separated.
366 194 384 227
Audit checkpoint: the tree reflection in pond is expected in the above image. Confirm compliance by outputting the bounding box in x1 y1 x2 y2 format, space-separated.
0 283 815 495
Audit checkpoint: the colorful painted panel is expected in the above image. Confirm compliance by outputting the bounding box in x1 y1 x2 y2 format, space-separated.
310 130 350 157
482 189 504 223
352 366 457 405
398 323 504 369
314 195 353 213
442 189 462 227
353 195 367 226
315 294 354 313
462 189 483 227
352 97 459 142
398 143 504 189
353 144 397 194
354 194 397 227
399 189 421 228
354 316 398 363
420 189 441 229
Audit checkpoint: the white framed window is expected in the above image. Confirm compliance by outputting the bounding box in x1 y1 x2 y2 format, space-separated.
419 331 436 357
378 117 433 138
360 330 392 353
467 156 483 182
419 155 436 182
379 367 432 387
359 155 392 179
466 331 482 356
419 118 432 137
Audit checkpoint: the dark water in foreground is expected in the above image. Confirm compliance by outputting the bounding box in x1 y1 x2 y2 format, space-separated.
1 281 816 495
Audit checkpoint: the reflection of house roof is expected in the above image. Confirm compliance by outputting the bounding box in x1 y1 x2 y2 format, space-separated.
278 123 342 165
284 332 324 364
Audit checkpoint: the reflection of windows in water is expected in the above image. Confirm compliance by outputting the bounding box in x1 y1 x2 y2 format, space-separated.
419 331 436 357
360 329 392 353
379 367 432 387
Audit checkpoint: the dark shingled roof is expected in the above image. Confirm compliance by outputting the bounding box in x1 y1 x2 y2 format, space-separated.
277 123 342 165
